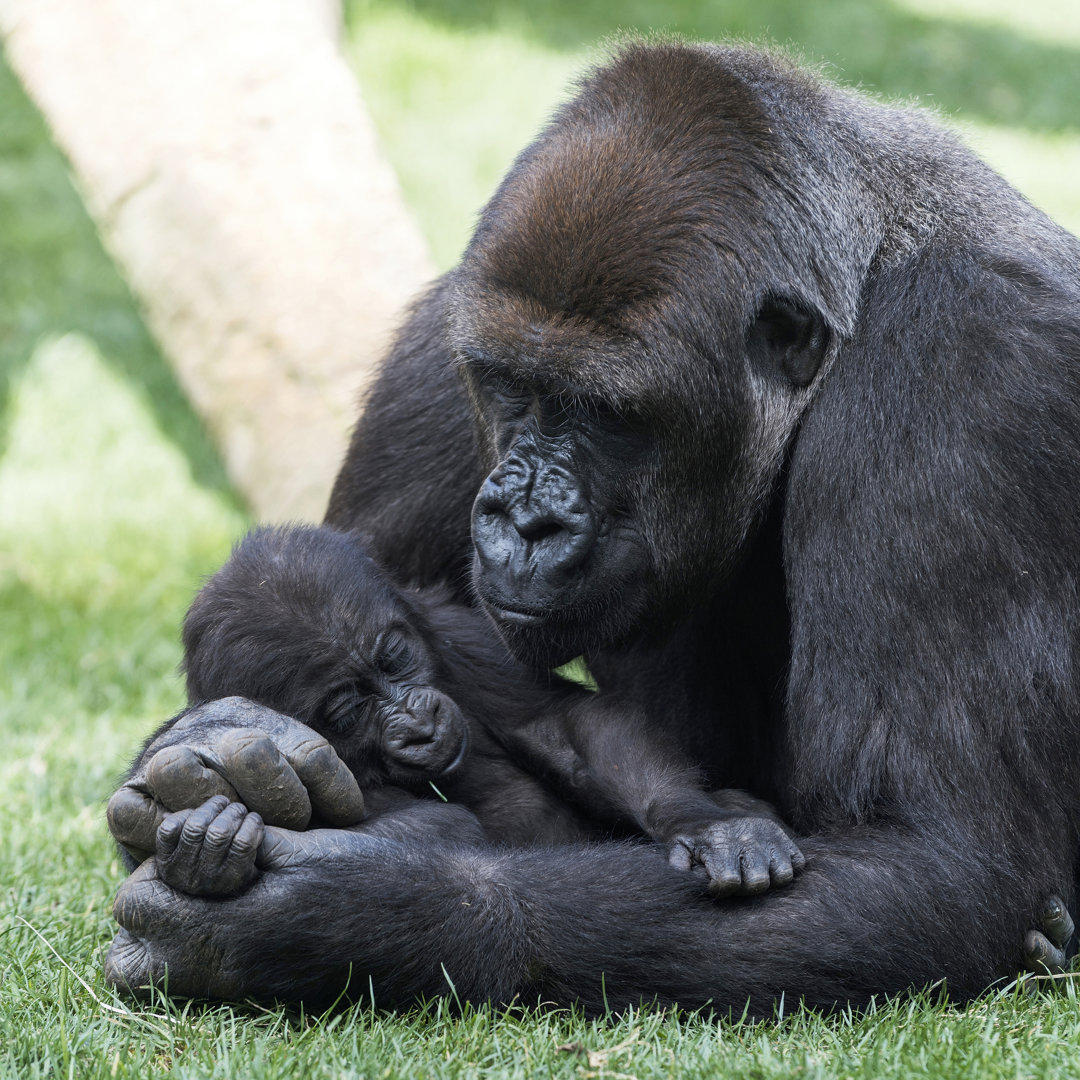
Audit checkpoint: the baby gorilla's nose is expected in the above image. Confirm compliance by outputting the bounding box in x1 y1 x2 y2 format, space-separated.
385 710 437 749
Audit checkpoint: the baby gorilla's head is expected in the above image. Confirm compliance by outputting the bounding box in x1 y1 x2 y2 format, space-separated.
183 526 469 788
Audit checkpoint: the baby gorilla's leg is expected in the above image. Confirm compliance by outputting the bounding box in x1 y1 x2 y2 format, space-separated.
156 795 264 897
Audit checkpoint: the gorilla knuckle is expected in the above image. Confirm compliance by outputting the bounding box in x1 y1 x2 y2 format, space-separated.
202 823 234 850
229 831 261 859
179 815 213 847
156 812 183 844
224 732 285 778
146 743 196 781
707 872 743 899
107 787 154 838
293 735 335 772
741 873 772 895
771 862 795 887
1024 930 1051 967
112 873 169 932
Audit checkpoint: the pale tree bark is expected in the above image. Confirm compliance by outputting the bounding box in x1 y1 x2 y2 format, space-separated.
0 0 433 521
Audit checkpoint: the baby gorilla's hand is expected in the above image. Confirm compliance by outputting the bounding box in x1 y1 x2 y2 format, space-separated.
156 795 265 897
668 816 806 898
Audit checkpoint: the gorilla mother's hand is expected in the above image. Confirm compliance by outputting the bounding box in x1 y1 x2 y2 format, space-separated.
106 806 488 1004
106 824 372 1001
107 697 365 863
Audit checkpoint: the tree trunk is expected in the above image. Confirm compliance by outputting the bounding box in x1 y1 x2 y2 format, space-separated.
0 0 433 521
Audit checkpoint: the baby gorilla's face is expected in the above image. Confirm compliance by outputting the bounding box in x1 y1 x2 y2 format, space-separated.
196 525 473 790
306 580 470 788
355 680 469 783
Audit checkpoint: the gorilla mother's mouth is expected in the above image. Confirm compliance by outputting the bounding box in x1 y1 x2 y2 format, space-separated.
482 600 591 669
485 603 548 628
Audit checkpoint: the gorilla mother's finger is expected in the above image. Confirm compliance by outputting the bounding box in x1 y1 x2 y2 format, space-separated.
667 840 693 874
104 927 158 999
146 744 239 811
1024 929 1068 975
145 700 364 826
265 728 365 827
112 858 180 936
107 785 165 858
211 729 313 829
1039 896 1075 953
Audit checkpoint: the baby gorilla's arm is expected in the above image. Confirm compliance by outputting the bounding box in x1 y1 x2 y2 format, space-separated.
156 795 264 897
505 696 806 897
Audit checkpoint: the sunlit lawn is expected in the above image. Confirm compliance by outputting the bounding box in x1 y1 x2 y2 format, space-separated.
2 1 1079 1075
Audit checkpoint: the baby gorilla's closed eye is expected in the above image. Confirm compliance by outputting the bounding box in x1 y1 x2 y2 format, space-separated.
376 629 415 676
317 684 366 733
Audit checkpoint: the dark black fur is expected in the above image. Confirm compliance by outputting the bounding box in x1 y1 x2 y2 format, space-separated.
178 523 802 883
108 42 1080 1013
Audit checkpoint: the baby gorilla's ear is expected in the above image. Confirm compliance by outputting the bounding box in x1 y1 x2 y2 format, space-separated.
381 687 469 780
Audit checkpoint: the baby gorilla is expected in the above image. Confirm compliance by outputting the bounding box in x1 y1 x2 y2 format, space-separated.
176 524 804 896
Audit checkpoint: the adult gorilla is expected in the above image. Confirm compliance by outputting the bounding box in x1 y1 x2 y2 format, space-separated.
106 42 1080 1012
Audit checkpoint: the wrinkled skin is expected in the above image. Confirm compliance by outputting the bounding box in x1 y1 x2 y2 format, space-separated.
108 698 367 866
106 793 813 1004
108 822 399 1002
151 796 812 911
106 715 1073 1006
156 796 265 897
111 688 805 899
109 848 1076 1004
467 381 657 669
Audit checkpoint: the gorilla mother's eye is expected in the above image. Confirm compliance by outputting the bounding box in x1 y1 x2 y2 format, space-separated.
538 392 577 434
477 368 533 415
376 628 416 676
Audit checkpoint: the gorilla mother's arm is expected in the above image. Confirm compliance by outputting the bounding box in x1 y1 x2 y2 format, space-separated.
105 817 1072 1011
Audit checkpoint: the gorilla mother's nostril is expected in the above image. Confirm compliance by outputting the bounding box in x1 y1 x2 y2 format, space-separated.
472 457 599 589
511 509 565 545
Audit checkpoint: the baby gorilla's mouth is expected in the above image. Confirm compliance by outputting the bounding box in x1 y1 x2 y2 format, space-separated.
382 689 470 779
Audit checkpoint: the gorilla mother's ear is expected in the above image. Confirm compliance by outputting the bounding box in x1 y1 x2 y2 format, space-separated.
746 294 831 388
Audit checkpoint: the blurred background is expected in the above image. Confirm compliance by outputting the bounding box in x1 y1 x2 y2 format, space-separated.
345 0 1080 267
0 0 1077 1058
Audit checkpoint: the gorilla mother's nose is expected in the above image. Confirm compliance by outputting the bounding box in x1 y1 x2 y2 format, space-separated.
472 461 597 580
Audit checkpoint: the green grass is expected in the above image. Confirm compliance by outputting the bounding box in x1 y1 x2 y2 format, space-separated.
3 1 1080 1076
8 982 1080 1080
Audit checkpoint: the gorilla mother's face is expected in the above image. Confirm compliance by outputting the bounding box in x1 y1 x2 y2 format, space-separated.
459 330 655 668
449 49 833 667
